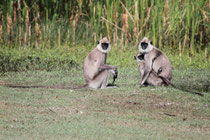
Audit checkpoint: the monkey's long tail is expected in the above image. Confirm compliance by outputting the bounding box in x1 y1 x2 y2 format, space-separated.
158 75 204 97
3 83 88 89
150 70 204 96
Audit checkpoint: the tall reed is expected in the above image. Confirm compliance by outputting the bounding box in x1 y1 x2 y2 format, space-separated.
0 0 208 58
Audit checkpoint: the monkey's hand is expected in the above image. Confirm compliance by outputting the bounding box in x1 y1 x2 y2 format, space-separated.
109 67 117 78
113 68 118 79
111 67 118 85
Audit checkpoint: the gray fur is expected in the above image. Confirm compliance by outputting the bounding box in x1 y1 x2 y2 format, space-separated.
83 37 117 89
138 37 172 86
135 52 164 86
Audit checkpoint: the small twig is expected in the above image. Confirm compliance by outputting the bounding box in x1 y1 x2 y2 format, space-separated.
164 112 176 117
120 1 135 23
101 16 125 32
48 108 56 114
199 8 209 22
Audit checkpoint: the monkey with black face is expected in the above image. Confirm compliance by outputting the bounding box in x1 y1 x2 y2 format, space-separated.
83 37 118 89
138 37 172 87
135 37 203 96
134 52 203 96
3 37 117 90
134 52 165 86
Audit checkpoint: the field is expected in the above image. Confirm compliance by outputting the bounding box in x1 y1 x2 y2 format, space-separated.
0 67 209 139
0 0 209 139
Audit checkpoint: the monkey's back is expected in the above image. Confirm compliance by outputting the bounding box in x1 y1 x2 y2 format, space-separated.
151 48 172 80
83 48 105 82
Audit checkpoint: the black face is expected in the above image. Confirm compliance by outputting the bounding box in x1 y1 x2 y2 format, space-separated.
101 43 109 50
141 42 148 50
137 54 144 60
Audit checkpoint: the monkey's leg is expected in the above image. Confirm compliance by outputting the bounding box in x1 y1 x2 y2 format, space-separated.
139 69 152 88
147 75 164 86
96 70 117 89
101 70 111 89
148 70 167 86
88 70 110 89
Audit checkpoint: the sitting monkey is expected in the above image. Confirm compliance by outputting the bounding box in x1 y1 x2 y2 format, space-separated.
134 52 166 86
134 52 204 96
138 37 172 87
83 37 117 89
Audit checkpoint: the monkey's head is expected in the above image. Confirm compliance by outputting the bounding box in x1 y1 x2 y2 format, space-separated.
138 37 154 53
134 52 145 63
97 37 111 53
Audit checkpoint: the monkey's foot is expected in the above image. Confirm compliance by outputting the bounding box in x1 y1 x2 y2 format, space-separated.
107 83 118 88
106 86 118 89
138 83 149 88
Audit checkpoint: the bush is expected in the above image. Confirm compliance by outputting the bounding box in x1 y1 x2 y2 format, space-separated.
0 48 78 72
0 44 209 73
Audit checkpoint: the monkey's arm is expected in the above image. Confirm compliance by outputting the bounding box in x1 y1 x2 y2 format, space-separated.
99 64 118 81
99 64 117 71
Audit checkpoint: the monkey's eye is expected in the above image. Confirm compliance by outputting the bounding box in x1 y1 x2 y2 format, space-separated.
102 43 109 50
141 42 148 50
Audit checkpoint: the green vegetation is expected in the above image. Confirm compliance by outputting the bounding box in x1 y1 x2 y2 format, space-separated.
0 68 209 139
0 1 209 139
0 0 209 56
0 0 209 71
0 45 209 73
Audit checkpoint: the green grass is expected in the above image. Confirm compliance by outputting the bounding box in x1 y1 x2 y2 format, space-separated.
0 67 209 139
0 46 209 73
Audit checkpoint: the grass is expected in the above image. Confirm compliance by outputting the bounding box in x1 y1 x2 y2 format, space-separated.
0 67 209 139
0 0 209 138
0 45 209 73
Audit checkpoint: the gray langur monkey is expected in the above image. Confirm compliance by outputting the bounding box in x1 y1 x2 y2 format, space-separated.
135 38 203 96
134 52 204 96
138 37 172 87
83 37 118 89
134 52 165 86
4 37 117 90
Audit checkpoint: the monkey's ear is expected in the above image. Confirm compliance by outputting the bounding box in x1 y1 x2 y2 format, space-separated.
150 41 153 45
134 56 136 60
97 41 100 44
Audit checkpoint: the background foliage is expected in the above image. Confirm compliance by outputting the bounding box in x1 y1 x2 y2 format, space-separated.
0 0 209 71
